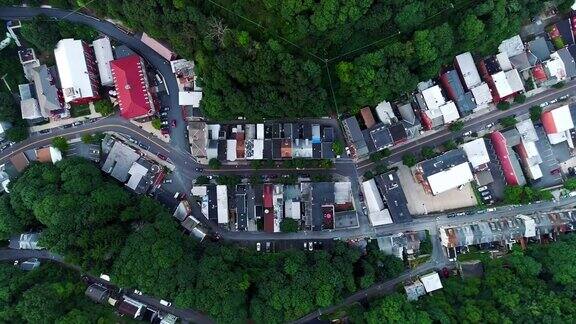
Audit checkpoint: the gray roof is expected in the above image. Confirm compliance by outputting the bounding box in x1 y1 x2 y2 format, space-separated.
558 47 576 78
31 65 62 117
85 284 109 303
502 129 521 147
311 182 335 231
20 98 42 120
101 141 140 182
343 117 368 155
398 103 417 125
370 124 393 151
528 37 551 62
321 142 334 158
509 52 531 71
420 148 468 176
375 172 412 223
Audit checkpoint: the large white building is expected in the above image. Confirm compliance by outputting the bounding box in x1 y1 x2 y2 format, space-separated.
54 39 100 104
92 37 114 86
361 179 392 226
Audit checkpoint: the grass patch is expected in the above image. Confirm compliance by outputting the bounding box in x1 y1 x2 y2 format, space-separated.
70 104 90 117
457 250 490 262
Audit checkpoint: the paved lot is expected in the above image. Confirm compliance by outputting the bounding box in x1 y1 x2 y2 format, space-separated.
67 142 101 162
485 140 509 200
396 165 477 215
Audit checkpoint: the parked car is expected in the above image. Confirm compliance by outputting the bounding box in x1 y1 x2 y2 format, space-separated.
550 168 561 175
134 290 143 295
485 123 495 129
160 112 168 116
559 94 570 101
462 131 472 136
157 153 168 160
256 242 261 252
482 195 493 201
195 167 204 172
477 186 488 191
308 242 314 251
62 124 72 129
550 98 558 104
171 120 177 128
39 129 51 134
160 300 172 307
540 101 550 108
138 143 150 150
164 179 173 184
481 190 491 196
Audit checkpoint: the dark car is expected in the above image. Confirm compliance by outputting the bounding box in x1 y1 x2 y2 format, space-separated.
39 129 51 134
138 143 150 150
171 119 177 128
157 153 168 161
62 124 73 129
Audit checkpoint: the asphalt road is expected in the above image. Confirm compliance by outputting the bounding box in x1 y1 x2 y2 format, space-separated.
0 248 214 324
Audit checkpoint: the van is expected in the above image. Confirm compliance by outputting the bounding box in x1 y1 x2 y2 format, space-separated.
569 191 576 197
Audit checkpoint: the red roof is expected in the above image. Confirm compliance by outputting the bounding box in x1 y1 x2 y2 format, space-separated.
110 55 153 119
489 131 520 185
541 111 558 134
263 184 273 208
532 64 547 81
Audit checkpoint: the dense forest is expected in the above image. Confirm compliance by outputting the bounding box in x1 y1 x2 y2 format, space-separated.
0 263 125 322
340 234 576 323
2 0 563 120
0 158 405 323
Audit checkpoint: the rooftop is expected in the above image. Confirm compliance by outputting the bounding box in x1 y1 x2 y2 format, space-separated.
111 55 154 119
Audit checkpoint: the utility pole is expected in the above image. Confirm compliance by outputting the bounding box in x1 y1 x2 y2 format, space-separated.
0 74 12 93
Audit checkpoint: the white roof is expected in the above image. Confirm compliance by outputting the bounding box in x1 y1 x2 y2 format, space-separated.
334 182 352 204
256 124 264 139
92 37 114 86
226 139 237 161
496 52 513 71
362 179 384 213
191 186 207 196
455 52 481 89
517 215 536 237
526 162 543 180
178 91 203 107
461 138 490 169
498 35 525 57
375 100 395 124
439 101 460 124
548 131 569 145
492 71 513 97
421 85 446 110
54 39 96 103
284 200 301 220
470 83 493 109
362 179 393 226
545 53 567 80
550 105 574 132
516 119 539 142
49 146 62 163
427 162 474 195
420 272 443 293
126 162 148 190
505 69 525 93
20 98 42 119
216 185 229 224
250 139 264 160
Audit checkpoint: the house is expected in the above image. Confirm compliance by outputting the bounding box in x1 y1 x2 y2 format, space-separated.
556 19 574 45
311 182 336 230
375 100 396 124
421 85 445 110
178 91 203 107
527 37 551 62
489 130 527 186
515 119 543 180
455 52 482 90
498 35 525 57
496 52 513 71
140 32 175 60
30 65 64 117
461 138 490 170
118 297 145 318
35 146 63 164
342 117 369 157
361 179 392 226
188 121 207 162
470 83 493 110
420 272 443 293
415 149 474 195
92 37 115 86
438 101 460 124
404 280 426 301
216 185 229 225
557 48 576 79
263 184 275 233
389 123 408 144
54 39 100 104
541 105 575 146
9 152 29 173
102 141 140 182
439 69 476 115
509 52 531 71
19 83 42 120
370 124 393 151
398 103 422 137
236 185 248 231
374 172 412 223
487 69 524 102
111 55 156 119
85 284 109 304
360 107 376 128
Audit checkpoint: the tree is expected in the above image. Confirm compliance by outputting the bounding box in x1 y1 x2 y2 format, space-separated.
530 106 542 122
280 218 299 232
208 158 221 169
52 136 69 152
151 118 162 130
565 178 576 191
499 116 518 128
94 100 115 116
402 153 418 167
448 121 464 132
443 140 457 151
81 134 95 144
332 140 344 156
514 94 526 103
497 102 511 110
553 81 565 89
370 148 391 162
195 175 210 185
421 146 436 160
20 16 61 52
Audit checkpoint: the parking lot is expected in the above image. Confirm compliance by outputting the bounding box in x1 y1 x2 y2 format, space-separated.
532 124 563 189
67 142 101 162
396 165 477 215
248 239 334 253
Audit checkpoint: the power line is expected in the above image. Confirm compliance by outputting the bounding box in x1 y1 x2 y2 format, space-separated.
324 61 339 117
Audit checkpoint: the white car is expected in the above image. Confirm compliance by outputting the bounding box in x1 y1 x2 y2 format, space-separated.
256 242 261 252
463 131 472 136
160 299 172 307
477 186 488 191
308 242 314 251
540 102 549 108
485 123 495 129
134 289 143 295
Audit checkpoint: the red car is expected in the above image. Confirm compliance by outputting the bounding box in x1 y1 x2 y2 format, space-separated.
171 119 177 128
157 153 168 161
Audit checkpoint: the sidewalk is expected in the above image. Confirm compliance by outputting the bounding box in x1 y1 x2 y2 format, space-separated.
29 102 102 132
129 119 170 143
